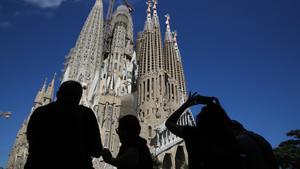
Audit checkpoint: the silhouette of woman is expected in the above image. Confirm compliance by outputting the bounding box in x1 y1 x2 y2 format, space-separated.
166 92 243 169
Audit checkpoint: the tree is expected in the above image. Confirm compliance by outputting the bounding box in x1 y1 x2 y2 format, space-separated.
273 129 300 169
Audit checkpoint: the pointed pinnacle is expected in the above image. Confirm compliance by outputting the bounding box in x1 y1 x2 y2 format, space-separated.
146 0 152 13
52 72 57 83
173 31 178 42
165 14 171 31
152 0 157 10
42 78 48 92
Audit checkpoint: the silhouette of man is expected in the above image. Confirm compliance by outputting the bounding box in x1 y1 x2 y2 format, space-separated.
166 92 243 169
25 80 103 169
102 115 153 169
231 120 279 169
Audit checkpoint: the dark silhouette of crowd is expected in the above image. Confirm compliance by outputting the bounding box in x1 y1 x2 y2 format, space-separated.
25 81 278 169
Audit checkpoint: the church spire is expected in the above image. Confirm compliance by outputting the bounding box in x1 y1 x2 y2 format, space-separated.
172 31 187 102
62 0 103 89
152 0 157 16
45 73 56 100
41 78 47 93
147 0 152 18
173 31 180 60
152 0 157 12
144 0 153 31
165 14 173 41
34 78 47 105
152 0 160 26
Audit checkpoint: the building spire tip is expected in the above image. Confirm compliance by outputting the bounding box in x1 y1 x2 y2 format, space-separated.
146 0 152 13
165 14 171 31
53 72 57 80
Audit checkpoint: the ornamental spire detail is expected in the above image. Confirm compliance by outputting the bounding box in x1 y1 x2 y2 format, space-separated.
146 0 152 18
144 0 153 31
152 0 157 15
165 14 173 41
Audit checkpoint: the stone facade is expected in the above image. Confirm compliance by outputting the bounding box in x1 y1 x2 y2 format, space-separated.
137 0 188 150
7 0 193 168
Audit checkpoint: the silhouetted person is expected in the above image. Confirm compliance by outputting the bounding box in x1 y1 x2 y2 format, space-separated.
166 92 243 169
231 120 279 169
102 115 153 169
25 80 103 169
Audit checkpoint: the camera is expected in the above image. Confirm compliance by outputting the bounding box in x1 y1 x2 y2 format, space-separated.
196 95 215 105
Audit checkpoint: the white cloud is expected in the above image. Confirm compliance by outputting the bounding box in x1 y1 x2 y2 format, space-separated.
23 0 67 8
0 21 13 28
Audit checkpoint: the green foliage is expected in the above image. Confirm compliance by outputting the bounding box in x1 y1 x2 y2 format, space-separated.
286 130 300 139
273 129 300 169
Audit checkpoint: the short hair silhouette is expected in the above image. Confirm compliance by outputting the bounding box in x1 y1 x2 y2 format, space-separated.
102 114 153 169
118 115 141 135
25 80 103 169
57 80 83 104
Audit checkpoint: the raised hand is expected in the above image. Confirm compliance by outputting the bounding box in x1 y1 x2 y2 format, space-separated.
184 92 200 107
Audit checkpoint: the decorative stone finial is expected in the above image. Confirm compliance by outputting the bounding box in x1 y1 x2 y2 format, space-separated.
165 14 171 32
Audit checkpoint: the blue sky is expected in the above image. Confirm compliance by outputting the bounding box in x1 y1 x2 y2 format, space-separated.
0 0 300 167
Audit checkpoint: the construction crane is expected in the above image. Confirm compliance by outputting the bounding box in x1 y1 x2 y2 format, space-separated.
123 0 134 12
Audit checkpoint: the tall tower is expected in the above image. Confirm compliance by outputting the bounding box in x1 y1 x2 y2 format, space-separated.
100 5 134 96
137 0 188 148
7 75 56 169
162 14 181 111
173 31 187 102
95 4 135 160
137 0 175 145
62 0 104 105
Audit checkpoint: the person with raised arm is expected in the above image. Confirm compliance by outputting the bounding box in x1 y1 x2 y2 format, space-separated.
166 92 243 169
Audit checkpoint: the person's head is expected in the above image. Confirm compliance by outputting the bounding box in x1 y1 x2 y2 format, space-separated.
231 120 246 136
195 103 232 135
117 115 141 144
56 80 82 105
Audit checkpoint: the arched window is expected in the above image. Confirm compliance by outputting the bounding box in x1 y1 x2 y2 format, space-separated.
148 126 152 138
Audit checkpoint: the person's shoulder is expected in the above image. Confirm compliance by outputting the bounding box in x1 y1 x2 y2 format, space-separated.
246 131 273 149
182 126 198 139
183 125 197 133
78 105 93 112
247 131 269 143
78 105 95 116
137 137 150 149
236 133 259 148
29 102 57 122
32 102 56 114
